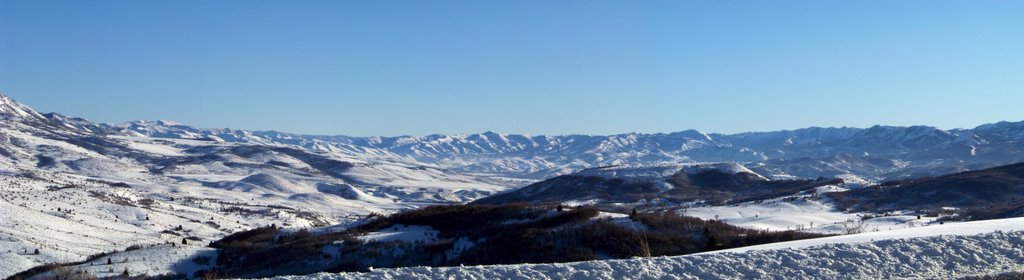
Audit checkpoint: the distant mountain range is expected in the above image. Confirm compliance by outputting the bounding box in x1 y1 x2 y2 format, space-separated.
6 92 1022 182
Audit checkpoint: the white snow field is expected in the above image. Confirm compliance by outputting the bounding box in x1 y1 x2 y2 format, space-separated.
357 225 439 243
679 185 939 234
269 217 1024 280
715 216 1024 254
30 245 218 279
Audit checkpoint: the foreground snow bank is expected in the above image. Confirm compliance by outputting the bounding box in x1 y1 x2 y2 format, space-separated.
717 216 1024 254
270 218 1024 280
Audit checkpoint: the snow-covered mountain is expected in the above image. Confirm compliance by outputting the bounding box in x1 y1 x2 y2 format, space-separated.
99 111 1024 182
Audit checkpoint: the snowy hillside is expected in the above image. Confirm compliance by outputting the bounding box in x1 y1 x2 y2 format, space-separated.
473 163 836 206
682 162 768 180
0 93 514 278
270 217 1024 280
573 164 682 182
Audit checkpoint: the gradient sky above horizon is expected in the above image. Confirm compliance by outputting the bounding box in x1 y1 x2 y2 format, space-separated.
1 1 1022 137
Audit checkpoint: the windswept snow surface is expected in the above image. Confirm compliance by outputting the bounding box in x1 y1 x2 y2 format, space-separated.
679 186 937 234
270 218 1024 280
357 225 439 243
681 197 859 232
683 162 767 180
33 245 217 279
715 216 1024 254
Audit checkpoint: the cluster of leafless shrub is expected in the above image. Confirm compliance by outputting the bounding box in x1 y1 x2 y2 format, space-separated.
197 204 829 278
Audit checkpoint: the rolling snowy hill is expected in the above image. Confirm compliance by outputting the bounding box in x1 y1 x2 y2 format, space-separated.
0 94 513 278
473 163 839 206
476 161 1024 235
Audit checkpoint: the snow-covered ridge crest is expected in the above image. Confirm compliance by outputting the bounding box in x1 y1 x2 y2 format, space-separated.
684 162 769 180
573 164 682 182
0 92 45 120
571 162 769 183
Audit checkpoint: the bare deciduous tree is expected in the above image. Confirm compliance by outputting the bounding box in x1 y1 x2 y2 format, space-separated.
841 219 867 234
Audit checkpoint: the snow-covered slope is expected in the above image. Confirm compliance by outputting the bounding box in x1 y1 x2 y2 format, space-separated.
0 93 514 278
574 164 682 182
715 216 1024 254
270 217 1024 280
473 163 830 206
680 185 938 234
683 162 769 180
26 245 217 279
0 94 46 121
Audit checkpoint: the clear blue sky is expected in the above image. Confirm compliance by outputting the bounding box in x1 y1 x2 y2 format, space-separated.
1 1 1022 136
